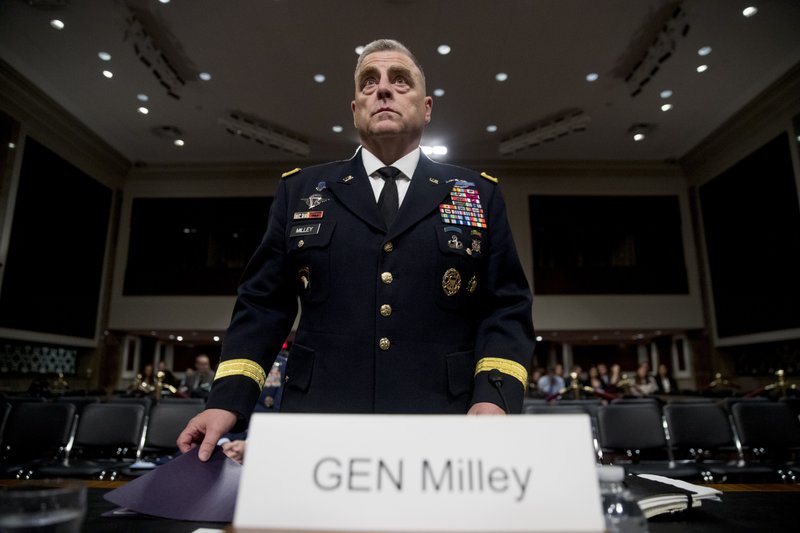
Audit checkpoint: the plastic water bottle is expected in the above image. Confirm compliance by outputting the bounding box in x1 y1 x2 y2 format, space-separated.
598 465 649 533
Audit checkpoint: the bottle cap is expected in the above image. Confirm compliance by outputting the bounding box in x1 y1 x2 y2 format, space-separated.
597 465 626 483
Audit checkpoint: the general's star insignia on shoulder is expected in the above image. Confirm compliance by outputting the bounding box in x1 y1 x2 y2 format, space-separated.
480 172 498 184
281 167 302 179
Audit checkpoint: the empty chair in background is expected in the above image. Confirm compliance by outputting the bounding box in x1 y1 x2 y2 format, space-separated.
1 402 76 477
35 402 146 479
731 401 800 482
597 402 698 479
664 402 774 482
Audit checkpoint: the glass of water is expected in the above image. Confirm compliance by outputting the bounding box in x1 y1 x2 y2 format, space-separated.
0 480 86 533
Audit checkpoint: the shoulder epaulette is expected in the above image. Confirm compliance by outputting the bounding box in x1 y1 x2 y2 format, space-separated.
281 167 302 179
480 171 499 184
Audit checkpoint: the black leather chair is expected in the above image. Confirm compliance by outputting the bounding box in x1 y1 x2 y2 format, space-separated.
54 395 100 414
664 402 773 482
1 401 76 477
597 402 698 478
35 403 146 479
731 401 800 482
143 401 205 453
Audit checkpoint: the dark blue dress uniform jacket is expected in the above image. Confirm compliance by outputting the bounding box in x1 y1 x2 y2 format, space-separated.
207 150 535 428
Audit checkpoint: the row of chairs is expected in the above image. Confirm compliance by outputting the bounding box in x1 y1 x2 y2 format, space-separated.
1 399 204 479
523 397 800 482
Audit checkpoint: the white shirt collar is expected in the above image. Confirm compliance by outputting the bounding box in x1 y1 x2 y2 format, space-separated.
360 146 420 180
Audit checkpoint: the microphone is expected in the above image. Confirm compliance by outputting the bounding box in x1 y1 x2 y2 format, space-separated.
488 369 510 414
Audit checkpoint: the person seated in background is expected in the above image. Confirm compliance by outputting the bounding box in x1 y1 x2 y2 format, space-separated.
630 362 658 396
597 363 610 387
608 363 622 391
157 360 178 388
537 366 565 397
587 366 604 391
528 367 545 397
655 363 679 395
180 354 215 399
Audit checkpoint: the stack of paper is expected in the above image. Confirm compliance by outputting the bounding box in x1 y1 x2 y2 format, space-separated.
625 474 722 519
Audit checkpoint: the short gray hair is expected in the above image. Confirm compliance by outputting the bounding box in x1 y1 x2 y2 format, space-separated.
354 39 426 85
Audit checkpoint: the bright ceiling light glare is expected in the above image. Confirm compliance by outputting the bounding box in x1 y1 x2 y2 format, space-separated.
633 133 645 141
158 0 171 4
174 139 185 146
433 88 445 97
585 72 599 82
50 19 65 30
355 45 365 55
742 6 758 17
137 106 149 115
213 336 220 342
432 145 448 155
102 70 113 79
696 64 709 73
698 46 712 56
437 44 451 55
313 74 326 83
176 335 183 341
199 72 212 81
486 124 498 133
661 103 673 112
495 72 508 82
137 93 149 102
331 125 343 133
535 336 543 342
98 51 111 61
660 89 673 99
8 142 15 149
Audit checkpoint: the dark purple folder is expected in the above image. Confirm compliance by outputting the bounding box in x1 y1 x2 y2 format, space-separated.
104 446 241 522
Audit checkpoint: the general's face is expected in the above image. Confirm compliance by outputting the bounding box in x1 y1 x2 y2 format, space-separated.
351 51 432 143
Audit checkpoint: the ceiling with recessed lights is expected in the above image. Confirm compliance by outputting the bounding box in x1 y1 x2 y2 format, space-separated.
1 0 799 167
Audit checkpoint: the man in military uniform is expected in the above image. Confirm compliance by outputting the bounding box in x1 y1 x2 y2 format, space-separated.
179 39 535 462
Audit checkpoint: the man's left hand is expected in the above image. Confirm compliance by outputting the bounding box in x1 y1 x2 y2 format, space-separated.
467 402 506 415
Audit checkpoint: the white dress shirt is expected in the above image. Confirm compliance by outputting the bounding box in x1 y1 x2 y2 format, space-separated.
360 146 420 206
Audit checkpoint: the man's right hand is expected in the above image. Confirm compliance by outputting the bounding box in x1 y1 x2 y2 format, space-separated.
176 408 238 462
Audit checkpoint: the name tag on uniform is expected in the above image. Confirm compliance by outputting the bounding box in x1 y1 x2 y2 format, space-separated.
235 415 604 532
290 223 321 237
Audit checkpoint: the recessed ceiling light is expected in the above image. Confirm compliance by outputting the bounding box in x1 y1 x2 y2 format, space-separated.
535 336 543 342
332 125 343 133
199 72 212 81
355 45 365 55
433 88 445 97
8 142 15 149
50 19 65 30
421 145 448 156
174 139 185 146
137 106 149 114
98 51 111 61
437 44 451 55
660 89 673 99
168 334 175 340
696 64 709 73
742 6 758 17
661 104 673 112
176 335 183 341
797 135 800 142
159 0 171 4
137 93 149 102
495 72 508 82
213 336 220 342
486 125 498 133
313 74 326 83
102 70 113 79
585 72 599 82
698 46 712 56
633 133 645 141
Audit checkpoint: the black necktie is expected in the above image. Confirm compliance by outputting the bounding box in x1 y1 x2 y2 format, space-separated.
376 166 401 227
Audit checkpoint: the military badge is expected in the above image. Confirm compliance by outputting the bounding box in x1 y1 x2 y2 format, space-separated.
442 268 462 296
438 183 487 228
302 193 329 209
467 275 478 293
447 235 464 249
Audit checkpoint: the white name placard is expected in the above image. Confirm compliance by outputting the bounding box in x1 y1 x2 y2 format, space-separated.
235 414 604 532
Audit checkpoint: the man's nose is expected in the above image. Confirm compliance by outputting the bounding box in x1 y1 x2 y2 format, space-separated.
376 75 393 98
